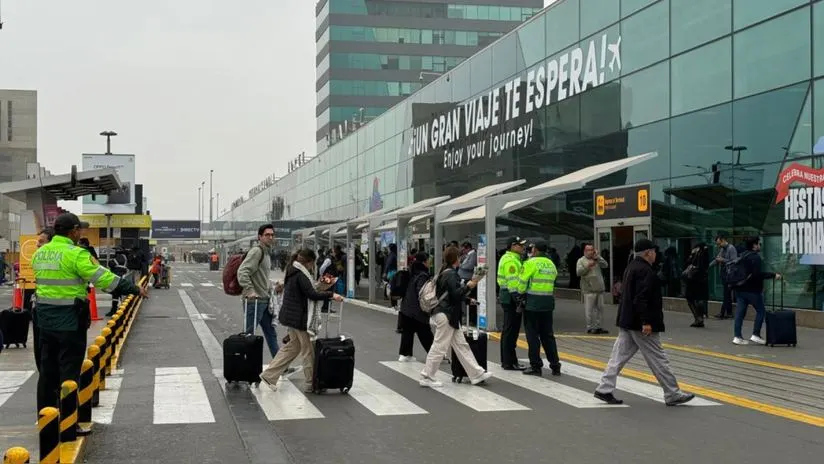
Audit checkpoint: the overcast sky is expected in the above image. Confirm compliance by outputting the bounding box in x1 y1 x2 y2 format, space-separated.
1 0 554 220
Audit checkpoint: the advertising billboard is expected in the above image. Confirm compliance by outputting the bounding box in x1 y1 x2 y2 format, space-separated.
82 154 136 214
152 220 201 239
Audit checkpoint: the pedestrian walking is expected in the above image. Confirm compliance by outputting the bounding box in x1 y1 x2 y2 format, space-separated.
397 252 435 361
594 239 694 406
237 224 280 357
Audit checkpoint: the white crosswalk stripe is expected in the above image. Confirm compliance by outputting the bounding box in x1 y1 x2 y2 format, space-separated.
180 283 194 287
349 369 428 416
95 369 125 424
200 283 215 287
381 360 530 412
153 367 215 424
0 371 34 409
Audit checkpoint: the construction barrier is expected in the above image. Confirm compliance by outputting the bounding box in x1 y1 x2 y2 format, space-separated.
88 284 101 321
2 447 30 464
38 407 60 464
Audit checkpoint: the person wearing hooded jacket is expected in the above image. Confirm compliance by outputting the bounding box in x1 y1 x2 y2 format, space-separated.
259 248 343 393
397 252 435 361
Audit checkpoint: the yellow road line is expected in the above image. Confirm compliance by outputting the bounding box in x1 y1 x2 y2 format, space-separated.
487 332 824 427
518 333 824 377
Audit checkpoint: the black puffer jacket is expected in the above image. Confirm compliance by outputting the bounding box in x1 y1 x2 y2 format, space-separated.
434 267 471 329
278 264 333 331
400 261 431 324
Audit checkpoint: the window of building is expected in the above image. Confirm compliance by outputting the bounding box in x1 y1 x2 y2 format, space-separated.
670 0 731 55
580 81 622 139
624 119 671 188
621 62 670 128
815 2 823 78
670 103 733 190
6 101 12 142
817 79 824 146
470 48 493 95
732 83 809 190
733 7 811 99
517 14 546 68
546 0 579 53
788 87 813 157
671 38 732 116
621 0 657 18
492 34 518 86
619 0 669 75
580 0 618 39
733 0 807 30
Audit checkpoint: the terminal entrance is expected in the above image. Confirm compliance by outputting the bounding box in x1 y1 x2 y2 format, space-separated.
592 183 653 294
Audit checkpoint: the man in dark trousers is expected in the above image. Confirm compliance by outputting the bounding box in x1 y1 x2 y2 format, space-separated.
594 239 695 406
496 237 527 370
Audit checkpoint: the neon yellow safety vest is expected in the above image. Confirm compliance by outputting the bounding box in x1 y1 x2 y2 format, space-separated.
32 235 121 330
516 256 557 312
496 250 522 305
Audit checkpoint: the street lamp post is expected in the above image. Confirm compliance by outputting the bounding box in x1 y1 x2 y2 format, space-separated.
198 186 202 224
209 169 214 224
724 145 747 165
100 131 118 154
200 181 205 243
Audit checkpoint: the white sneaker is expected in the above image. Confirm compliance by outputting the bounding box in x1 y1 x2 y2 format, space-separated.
732 337 749 345
259 375 278 392
419 377 443 388
398 355 415 362
749 335 766 345
470 371 493 385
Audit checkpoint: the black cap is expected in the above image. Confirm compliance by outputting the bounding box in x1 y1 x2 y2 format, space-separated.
509 236 527 248
634 239 656 253
53 213 89 235
533 241 549 252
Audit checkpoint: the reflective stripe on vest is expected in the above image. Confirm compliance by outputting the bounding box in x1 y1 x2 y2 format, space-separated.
520 256 557 296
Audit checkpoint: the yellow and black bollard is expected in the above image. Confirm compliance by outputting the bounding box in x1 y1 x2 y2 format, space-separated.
38 407 60 464
3 446 30 464
94 336 107 391
104 323 115 374
59 380 79 443
87 345 101 406
78 359 95 424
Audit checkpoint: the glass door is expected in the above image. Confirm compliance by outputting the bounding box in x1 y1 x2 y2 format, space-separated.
595 228 613 295
633 225 650 243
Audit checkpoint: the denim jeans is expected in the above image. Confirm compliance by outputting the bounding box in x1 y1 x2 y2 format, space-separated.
734 291 766 339
244 299 279 357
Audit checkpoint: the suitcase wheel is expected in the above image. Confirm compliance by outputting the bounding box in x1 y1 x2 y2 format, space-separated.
253 382 260 387
340 387 350 394
452 376 463 384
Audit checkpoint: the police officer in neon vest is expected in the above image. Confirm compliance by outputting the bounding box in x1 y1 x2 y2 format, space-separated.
514 241 561 376
496 236 527 370
32 213 147 416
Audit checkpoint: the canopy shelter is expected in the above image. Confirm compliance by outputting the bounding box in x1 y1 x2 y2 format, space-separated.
435 152 658 331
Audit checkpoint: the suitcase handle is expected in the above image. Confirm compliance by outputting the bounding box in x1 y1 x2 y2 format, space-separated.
323 300 350 340
242 298 259 335
770 278 784 312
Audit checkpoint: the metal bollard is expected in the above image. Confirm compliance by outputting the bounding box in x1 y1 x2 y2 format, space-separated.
94 336 108 391
3 446 30 463
87 345 101 406
78 359 95 423
104 323 116 374
38 407 60 464
59 380 79 443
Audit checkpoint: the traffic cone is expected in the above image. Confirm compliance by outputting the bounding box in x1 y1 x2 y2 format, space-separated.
11 280 23 309
88 284 102 321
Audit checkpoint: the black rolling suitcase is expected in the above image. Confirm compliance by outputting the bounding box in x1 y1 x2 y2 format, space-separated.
312 301 355 394
766 280 797 347
0 308 31 349
223 299 264 386
451 303 487 384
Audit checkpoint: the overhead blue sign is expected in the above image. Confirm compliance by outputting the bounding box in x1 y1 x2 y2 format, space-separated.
152 220 201 239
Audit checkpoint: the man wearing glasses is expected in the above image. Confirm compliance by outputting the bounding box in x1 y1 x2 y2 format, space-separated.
238 224 280 357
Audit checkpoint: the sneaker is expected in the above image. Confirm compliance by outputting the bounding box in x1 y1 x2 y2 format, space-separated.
259 375 278 392
732 337 749 345
666 393 696 406
398 355 416 362
470 371 493 385
594 391 624 405
419 377 443 388
749 335 766 345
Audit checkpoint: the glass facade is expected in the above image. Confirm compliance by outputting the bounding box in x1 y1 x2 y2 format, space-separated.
329 1 542 21
329 53 465 73
330 80 423 97
329 25 504 46
245 0 824 309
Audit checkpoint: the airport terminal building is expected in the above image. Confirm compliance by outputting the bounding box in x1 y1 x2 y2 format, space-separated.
219 0 824 311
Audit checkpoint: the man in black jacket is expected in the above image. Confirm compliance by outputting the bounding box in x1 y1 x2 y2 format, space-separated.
594 239 694 406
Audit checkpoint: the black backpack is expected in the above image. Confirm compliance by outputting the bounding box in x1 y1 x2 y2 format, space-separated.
390 269 411 298
725 251 752 287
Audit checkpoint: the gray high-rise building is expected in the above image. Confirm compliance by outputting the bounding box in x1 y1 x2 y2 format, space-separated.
315 0 543 152
0 89 37 184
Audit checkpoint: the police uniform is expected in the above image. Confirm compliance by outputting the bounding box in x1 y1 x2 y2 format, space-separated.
496 236 527 370
32 213 143 413
515 241 561 376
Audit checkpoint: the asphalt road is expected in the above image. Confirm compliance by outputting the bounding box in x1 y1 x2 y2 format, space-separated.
2 262 824 463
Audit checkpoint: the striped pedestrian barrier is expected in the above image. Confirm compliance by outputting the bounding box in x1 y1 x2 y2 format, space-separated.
3 276 150 463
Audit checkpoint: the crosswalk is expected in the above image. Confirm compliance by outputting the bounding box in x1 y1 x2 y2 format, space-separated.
178 282 219 288
0 359 722 427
